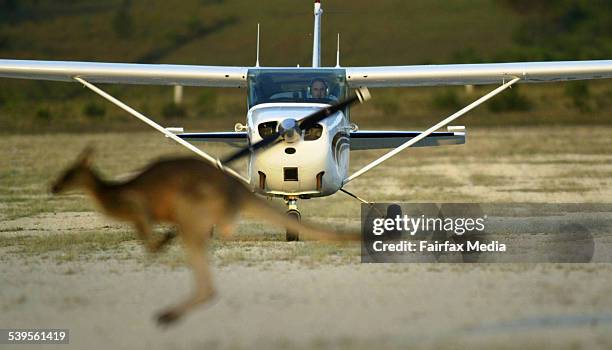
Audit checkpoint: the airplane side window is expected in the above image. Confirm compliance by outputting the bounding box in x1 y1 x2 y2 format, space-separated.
258 121 278 139
304 124 323 141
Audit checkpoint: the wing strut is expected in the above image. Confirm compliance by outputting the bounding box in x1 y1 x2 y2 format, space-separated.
74 77 249 184
344 77 520 184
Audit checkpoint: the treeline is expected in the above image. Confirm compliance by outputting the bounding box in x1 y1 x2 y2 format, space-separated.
504 0 612 61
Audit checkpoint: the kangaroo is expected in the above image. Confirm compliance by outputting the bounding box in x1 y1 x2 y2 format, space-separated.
50 147 356 326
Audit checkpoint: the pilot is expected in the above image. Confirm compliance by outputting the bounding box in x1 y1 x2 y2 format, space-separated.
310 78 330 99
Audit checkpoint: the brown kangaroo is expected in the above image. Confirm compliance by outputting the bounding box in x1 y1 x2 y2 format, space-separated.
50 147 356 326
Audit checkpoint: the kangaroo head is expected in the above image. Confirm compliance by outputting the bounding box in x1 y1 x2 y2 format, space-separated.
51 146 95 194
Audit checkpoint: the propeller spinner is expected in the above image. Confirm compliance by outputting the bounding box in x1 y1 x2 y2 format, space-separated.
277 118 301 143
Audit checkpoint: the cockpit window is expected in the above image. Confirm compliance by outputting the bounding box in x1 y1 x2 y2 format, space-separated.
258 121 278 139
247 69 346 108
303 124 323 141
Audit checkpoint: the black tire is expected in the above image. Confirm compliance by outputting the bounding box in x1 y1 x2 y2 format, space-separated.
286 209 301 241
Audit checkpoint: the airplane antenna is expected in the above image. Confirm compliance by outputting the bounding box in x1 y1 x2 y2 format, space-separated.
335 33 340 67
255 23 260 67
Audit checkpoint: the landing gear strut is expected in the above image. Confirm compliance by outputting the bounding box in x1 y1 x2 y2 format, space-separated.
285 197 301 241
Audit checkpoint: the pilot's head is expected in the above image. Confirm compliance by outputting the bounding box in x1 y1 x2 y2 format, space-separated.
310 79 328 98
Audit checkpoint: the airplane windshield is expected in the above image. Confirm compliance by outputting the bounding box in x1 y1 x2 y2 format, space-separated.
247 69 347 108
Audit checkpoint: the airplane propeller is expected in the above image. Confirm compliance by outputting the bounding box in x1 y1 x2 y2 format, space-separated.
222 87 371 164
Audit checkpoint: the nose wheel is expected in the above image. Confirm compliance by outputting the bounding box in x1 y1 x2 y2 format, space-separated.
285 197 301 241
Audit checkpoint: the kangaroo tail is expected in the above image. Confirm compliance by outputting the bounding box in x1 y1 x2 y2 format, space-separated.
243 195 360 242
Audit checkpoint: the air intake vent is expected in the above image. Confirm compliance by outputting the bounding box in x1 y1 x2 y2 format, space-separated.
283 167 298 181
258 171 266 189
316 171 325 191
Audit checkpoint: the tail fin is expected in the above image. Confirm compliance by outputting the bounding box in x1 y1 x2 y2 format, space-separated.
244 195 359 242
255 23 260 67
312 0 322 67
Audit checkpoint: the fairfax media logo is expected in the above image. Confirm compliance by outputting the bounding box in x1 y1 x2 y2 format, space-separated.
371 239 507 253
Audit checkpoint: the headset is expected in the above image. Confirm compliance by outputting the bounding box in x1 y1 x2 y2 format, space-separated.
308 78 329 97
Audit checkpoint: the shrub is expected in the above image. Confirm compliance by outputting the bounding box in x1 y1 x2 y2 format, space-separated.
112 0 133 38
162 102 187 119
431 89 461 110
488 87 532 112
0 0 18 11
83 102 106 119
373 92 400 115
0 34 10 50
196 90 218 116
36 108 51 121
187 17 204 34
565 81 592 112
451 47 483 64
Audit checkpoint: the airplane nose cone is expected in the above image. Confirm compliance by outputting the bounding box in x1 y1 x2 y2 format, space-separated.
278 118 297 132
278 118 300 143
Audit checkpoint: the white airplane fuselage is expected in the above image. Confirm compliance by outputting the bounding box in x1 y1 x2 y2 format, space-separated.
246 103 350 198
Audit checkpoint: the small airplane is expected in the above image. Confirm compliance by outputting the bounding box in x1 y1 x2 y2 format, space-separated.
1 1 612 240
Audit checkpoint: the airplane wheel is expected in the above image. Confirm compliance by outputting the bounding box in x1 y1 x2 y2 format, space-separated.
286 209 301 241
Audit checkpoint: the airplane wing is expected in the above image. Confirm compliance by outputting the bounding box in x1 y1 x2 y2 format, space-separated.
0 59 247 87
345 60 612 87
350 130 465 150
2 59 611 88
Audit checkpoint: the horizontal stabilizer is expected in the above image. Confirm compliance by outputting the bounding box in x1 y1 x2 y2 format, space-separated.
177 132 247 146
350 130 465 150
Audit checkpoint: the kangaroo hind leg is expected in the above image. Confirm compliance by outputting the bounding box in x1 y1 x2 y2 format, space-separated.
156 217 215 326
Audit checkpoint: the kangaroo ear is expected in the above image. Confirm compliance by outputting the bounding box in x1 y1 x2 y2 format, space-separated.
78 146 95 166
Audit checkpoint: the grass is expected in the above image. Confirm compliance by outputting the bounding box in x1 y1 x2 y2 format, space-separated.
0 230 360 266
0 231 137 262
1 127 611 266
469 174 512 187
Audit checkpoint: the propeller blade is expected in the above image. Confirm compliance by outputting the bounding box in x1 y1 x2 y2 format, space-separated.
299 87 370 130
222 131 280 164
221 87 370 164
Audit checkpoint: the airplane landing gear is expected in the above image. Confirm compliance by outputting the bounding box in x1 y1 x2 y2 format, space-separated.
285 197 301 241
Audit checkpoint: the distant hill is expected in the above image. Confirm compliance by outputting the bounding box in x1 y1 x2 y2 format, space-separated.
0 0 520 65
0 0 610 132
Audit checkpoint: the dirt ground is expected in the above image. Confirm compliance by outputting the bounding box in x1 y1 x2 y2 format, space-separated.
1 127 612 349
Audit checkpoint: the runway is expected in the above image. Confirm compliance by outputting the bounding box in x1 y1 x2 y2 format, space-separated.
1 127 612 349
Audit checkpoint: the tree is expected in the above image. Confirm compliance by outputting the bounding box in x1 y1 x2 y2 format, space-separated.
112 0 133 38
